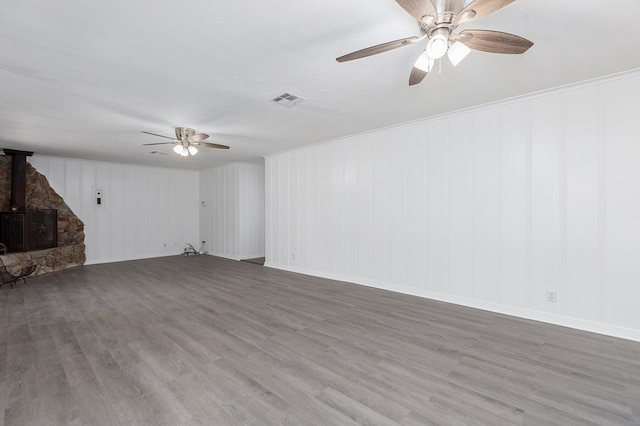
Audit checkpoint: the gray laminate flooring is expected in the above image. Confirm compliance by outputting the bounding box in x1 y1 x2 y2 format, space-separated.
1 255 639 425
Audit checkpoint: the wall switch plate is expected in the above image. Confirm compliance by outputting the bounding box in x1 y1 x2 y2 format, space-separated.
94 188 104 208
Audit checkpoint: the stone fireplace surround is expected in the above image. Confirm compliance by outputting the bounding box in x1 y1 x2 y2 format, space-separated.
0 155 85 277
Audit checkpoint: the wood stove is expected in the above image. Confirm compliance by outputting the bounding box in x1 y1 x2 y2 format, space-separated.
0 210 58 252
0 149 58 253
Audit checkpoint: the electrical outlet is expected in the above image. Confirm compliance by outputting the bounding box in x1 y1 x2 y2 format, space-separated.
292 253 296 260
546 290 557 303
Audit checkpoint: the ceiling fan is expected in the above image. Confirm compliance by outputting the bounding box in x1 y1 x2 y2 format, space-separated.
142 127 229 156
336 0 533 85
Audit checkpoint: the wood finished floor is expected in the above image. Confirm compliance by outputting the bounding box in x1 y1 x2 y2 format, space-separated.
1 255 639 425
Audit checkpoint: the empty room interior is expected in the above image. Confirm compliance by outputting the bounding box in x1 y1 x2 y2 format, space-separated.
2 0 640 424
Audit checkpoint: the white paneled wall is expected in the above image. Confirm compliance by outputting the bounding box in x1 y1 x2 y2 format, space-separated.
265 70 640 342
200 162 265 260
29 156 199 264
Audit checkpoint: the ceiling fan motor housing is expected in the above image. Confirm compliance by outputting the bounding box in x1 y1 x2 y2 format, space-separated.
175 127 196 141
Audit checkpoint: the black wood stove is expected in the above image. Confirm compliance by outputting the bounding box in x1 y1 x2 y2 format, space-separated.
0 150 57 253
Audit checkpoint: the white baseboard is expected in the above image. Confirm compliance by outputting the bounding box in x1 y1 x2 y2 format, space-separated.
206 252 243 261
85 253 178 265
239 253 265 260
264 261 640 343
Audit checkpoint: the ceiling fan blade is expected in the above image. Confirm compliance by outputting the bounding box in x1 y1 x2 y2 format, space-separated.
409 67 428 86
189 133 209 142
141 131 175 140
458 29 533 54
455 0 515 25
336 36 420 62
395 0 437 24
194 141 230 150
142 142 175 146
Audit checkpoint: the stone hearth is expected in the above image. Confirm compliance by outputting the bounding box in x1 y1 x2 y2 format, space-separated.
0 155 85 277
1 245 85 276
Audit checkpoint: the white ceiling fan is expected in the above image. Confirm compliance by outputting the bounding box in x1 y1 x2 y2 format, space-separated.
142 127 230 156
336 0 533 85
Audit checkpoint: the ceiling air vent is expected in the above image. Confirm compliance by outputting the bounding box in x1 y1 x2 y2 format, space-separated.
271 92 306 107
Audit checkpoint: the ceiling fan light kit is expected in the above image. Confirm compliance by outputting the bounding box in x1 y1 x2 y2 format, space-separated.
142 127 230 157
172 144 198 156
336 0 533 85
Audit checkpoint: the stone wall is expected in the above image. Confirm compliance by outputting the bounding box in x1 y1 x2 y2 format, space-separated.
24 162 85 247
1 245 85 276
0 155 85 277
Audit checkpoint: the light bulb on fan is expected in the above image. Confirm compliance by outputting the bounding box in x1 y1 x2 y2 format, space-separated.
414 50 434 72
447 41 471 66
426 28 450 59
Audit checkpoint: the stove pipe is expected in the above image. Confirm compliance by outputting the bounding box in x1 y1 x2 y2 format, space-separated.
3 149 34 212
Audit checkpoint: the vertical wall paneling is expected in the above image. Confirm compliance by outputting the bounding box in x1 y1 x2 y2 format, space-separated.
499 102 529 307
120 166 136 260
597 85 606 323
269 158 280 263
388 126 409 288
372 132 392 285
344 139 359 278
564 86 601 321
108 163 124 258
82 161 98 261
447 114 473 297
317 145 332 272
558 92 568 318
231 165 239 256
355 136 373 281
425 118 449 293
265 160 272 262
249 163 266 259
471 108 501 302
307 150 319 271
405 125 428 290
525 101 534 310
199 162 265 260
279 157 289 264
301 150 311 268
264 70 640 341
287 153 298 267
331 143 346 275
94 162 110 261
602 75 640 328
530 94 561 313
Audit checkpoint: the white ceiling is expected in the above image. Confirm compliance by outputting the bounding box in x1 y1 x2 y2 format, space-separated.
1 0 640 170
